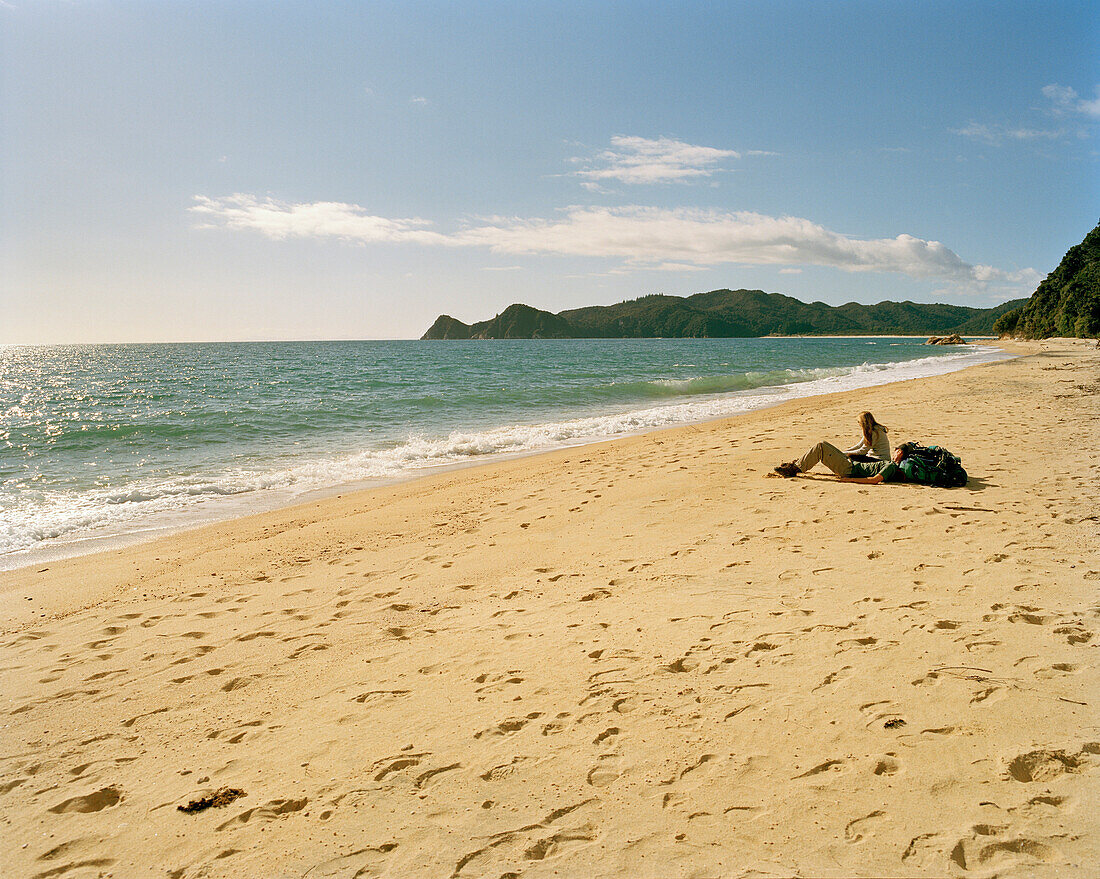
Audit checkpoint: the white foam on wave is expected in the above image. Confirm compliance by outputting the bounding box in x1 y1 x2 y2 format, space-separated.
0 345 1011 566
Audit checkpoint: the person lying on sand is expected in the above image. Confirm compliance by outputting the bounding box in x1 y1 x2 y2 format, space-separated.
774 442 914 484
844 411 890 462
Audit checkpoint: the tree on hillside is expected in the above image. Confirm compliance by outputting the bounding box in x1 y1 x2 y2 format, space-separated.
995 221 1100 339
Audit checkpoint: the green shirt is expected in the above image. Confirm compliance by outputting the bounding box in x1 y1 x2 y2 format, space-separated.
848 459 903 481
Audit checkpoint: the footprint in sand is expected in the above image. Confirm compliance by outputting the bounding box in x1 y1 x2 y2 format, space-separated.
369 754 427 782
859 700 904 728
415 763 462 789
287 641 330 659
235 629 276 641
812 666 852 691
793 759 846 779
450 803 596 876
220 675 259 693
661 753 718 786
215 797 308 831
480 756 533 781
971 685 1006 705
1007 745 1098 782
586 753 620 788
593 727 620 746
121 707 169 728
1006 602 1053 623
1035 662 1080 679
540 715 571 736
844 810 887 842
949 828 1056 871
49 787 122 814
872 755 901 776
351 689 410 705
473 672 526 694
1054 624 1093 645
293 843 398 876
35 836 108 867
473 713 543 739
838 636 879 651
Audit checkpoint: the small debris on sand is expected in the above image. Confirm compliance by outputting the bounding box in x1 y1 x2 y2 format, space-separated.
178 788 246 813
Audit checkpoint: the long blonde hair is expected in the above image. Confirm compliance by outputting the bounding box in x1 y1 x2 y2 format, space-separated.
859 411 886 445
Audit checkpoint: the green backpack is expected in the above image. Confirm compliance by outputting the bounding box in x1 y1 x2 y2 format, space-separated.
900 443 968 487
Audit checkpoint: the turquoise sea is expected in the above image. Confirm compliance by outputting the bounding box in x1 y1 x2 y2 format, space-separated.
0 338 1010 567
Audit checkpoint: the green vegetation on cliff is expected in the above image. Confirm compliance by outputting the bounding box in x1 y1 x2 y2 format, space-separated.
422 289 1026 340
993 221 1100 339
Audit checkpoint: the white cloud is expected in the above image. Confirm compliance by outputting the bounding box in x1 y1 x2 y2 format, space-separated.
410 96 429 105
190 194 445 244
932 266 1043 299
779 268 803 274
453 207 1001 282
571 136 739 184
1042 83 1100 118
192 195 1036 294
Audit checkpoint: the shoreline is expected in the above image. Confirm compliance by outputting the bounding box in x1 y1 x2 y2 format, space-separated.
2 338 1096 877
1 340 1012 574
0 334 1000 346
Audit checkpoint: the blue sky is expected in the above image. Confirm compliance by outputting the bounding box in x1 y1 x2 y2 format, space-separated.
2 0 1097 342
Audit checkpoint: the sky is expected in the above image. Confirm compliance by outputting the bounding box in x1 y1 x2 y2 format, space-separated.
1 0 1098 343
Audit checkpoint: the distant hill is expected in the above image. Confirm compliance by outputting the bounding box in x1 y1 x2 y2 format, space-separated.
993 221 1100 339
422 289 1028 339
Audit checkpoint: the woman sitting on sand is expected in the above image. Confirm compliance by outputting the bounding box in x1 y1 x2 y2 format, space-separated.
845 411 890 462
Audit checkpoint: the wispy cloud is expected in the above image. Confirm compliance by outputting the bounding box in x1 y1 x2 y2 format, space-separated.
192 195 1037 295
410 95 429 105
953 84 1100 145
644 262 706 272
571 136 739 185
1042 83 1100 118
952 122 1063 144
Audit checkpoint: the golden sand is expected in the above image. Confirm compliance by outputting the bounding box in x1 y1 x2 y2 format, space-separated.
2 339 1097 877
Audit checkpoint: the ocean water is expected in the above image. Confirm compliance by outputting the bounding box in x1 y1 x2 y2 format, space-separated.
0 338 1010 567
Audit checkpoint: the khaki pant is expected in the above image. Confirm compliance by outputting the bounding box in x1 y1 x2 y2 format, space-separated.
796 441 853 477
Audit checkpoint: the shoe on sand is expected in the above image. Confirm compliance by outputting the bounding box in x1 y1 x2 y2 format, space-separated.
773 462 800 478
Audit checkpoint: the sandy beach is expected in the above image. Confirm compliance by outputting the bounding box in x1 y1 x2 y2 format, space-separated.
2 339 1097 878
